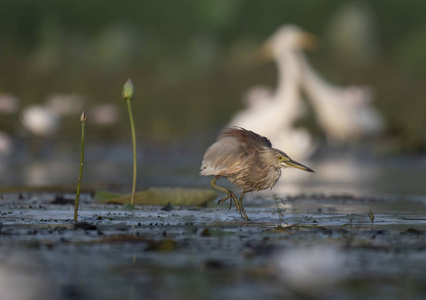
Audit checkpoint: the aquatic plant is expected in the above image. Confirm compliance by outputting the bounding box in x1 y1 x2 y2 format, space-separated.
74 111 86 221
123 78 136 205
367 209 375 230
272 194 288 227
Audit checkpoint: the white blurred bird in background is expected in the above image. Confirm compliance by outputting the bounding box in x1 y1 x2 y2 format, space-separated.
229 24 384 155
299 2 384 144
228 25 318 161
299 53 384 144
227 24 385 194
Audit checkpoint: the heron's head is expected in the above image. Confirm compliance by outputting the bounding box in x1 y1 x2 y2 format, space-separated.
275 150 315 173
257 25 317 61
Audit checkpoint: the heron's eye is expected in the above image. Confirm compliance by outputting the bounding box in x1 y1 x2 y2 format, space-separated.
277 155 289 162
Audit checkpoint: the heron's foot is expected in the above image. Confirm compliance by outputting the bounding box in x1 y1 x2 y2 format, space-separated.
218 195 233 211
218 192 240 212
238 196 249 221
240 207 249 221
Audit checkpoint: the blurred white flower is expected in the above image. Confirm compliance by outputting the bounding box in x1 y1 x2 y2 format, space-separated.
89 103 119 126
21 105 59 137
45 93 85 116
0 93 19 114
275 245 348 296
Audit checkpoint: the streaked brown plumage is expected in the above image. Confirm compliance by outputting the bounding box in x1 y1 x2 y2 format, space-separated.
201 127 314 221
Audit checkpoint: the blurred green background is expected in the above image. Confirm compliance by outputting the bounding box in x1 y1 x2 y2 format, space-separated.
0 0 425 153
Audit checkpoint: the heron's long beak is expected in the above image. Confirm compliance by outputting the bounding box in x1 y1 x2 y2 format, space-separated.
298 32 318 50
253 41 274 62
286 159 315 173
253 31 318 63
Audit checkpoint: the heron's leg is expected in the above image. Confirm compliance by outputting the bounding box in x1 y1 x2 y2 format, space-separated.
210 176 240 212
238 192 249 221
229 193 240 215
218 195 231 210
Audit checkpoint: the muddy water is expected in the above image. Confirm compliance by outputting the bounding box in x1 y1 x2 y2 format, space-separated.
1 191 426 300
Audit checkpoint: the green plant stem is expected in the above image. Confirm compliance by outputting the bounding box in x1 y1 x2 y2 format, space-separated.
74 122 85 222
127 98 137 205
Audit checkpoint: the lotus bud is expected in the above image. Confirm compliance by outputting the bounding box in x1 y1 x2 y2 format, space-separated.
122 78 134 101
80 110 87 123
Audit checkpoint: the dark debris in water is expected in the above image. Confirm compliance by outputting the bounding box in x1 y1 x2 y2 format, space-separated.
74 222 97 230
204 259 227 270
400 228 426 236
51 195 75 205
161 201 174 212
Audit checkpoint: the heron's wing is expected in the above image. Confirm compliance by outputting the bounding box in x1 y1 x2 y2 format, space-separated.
222 127 272 149
200 127 271 176
200 136 249 176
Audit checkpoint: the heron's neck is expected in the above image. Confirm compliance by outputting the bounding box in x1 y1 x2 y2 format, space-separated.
299 52 335 102
274 50 302 100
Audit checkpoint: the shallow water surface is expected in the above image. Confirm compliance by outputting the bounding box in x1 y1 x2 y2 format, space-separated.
1 192 426 299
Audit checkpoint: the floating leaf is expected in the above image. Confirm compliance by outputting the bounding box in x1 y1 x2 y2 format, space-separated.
95 187 217 206
122 203 136 211
94 190 122 201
